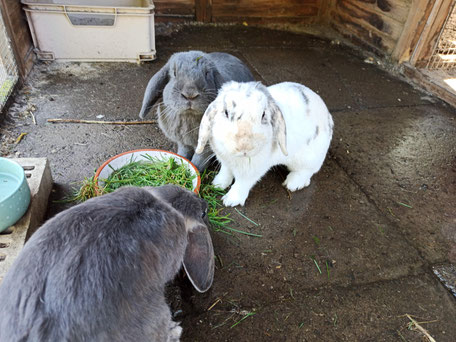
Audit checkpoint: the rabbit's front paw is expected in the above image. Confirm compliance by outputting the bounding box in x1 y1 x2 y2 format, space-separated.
213 173 233 190
222 189 247 207
168 321 182 342
283 171 312 191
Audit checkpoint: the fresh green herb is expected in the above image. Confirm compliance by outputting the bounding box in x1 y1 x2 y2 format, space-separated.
289 288 295 300
199 170 262 237
230 311 256 328
67 155 195 202
199 170 233 230
102 155 195 192
234 208 259 226
397 201 413 209
326 260 330 280
68 160 262 238
310 256 322 274
63 175 104 203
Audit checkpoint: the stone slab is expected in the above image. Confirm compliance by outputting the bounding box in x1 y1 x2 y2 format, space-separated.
0 158 53 282
433 264 456 298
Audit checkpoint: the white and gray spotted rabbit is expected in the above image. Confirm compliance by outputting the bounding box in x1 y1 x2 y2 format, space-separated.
195 81 334 207
0 185 214 342
139 51 255 172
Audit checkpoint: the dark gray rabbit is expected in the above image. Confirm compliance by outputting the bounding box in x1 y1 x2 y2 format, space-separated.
0 185 214 342
139 50 255 171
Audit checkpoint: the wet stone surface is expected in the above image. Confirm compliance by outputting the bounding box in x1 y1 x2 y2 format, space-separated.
433 264 456 297
1 25 456 341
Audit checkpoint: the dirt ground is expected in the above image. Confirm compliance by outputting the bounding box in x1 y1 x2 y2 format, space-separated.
1 25 456 341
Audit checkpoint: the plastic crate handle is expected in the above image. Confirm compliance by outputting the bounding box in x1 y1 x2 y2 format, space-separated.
63 6 118 27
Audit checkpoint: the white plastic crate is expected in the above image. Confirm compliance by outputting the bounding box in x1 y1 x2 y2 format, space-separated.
21 0 156 63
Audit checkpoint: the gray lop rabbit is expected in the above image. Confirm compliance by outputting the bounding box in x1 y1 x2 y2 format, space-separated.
0 185 214 342
139 50 255 171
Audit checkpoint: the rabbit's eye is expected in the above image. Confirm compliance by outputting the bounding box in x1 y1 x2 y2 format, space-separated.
224 109 229 118
261 111 266 122
202 208 207 218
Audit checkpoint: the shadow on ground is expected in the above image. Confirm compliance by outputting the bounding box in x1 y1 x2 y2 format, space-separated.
1 25 456 341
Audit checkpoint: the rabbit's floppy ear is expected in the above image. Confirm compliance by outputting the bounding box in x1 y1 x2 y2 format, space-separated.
195 101 217 154
269 98 288 156
183 220 215 293
203 58 225 91
210 67 225 90
139 61 170 119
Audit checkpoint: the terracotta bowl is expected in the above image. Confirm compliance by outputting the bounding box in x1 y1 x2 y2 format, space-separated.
94 149 201 194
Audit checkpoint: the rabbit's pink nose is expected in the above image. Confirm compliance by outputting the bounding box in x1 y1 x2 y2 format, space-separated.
181 92 200 100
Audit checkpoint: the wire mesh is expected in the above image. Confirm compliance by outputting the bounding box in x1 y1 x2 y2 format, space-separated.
0 6 18 110
427 2 456 70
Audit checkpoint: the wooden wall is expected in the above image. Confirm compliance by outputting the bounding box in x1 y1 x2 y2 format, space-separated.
211 0 320 24
327 0 413 55
326 0 454 65
0 0 446 71
0 0 34 80
154 0 195 20
154 0 321 23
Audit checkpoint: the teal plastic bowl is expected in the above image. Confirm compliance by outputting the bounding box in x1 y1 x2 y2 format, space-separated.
0 158 31 232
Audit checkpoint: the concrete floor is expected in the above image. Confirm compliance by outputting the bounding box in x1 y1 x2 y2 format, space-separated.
1 25 456 341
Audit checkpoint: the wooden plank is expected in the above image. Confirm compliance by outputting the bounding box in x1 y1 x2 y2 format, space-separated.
196 0 212 22
318 0 332 23
155 0 321 22
331 7 397 53
410 0 454 66
213 15 319 24
336 0 404 41
402 63 456 107
0 0 35 81
392 0 436 63
348 0 412 23
331 11 396 53
154 0 195 16
0 0 34 80
331 22 388 56
155 16 194 22
212 0 319 19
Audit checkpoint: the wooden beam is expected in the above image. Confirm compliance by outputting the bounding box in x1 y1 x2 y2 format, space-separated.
392 0 436 64
0 0 34 81
410 0 454 66
402 62 456 108
153 0 195 17
196 0 212 22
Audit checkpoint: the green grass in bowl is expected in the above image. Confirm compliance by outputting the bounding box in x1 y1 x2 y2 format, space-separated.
66 156 261 237
102 155 195 192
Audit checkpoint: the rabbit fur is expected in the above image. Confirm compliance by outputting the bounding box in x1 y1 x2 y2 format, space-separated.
195 81 334 207
139 51 255 172
0 185 214 342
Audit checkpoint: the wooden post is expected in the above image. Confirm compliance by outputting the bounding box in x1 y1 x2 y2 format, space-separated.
392 0 454 66
392 0 436 64
318 0 333 25
195 0 212 22
0 0 34 81
410 0 455 67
